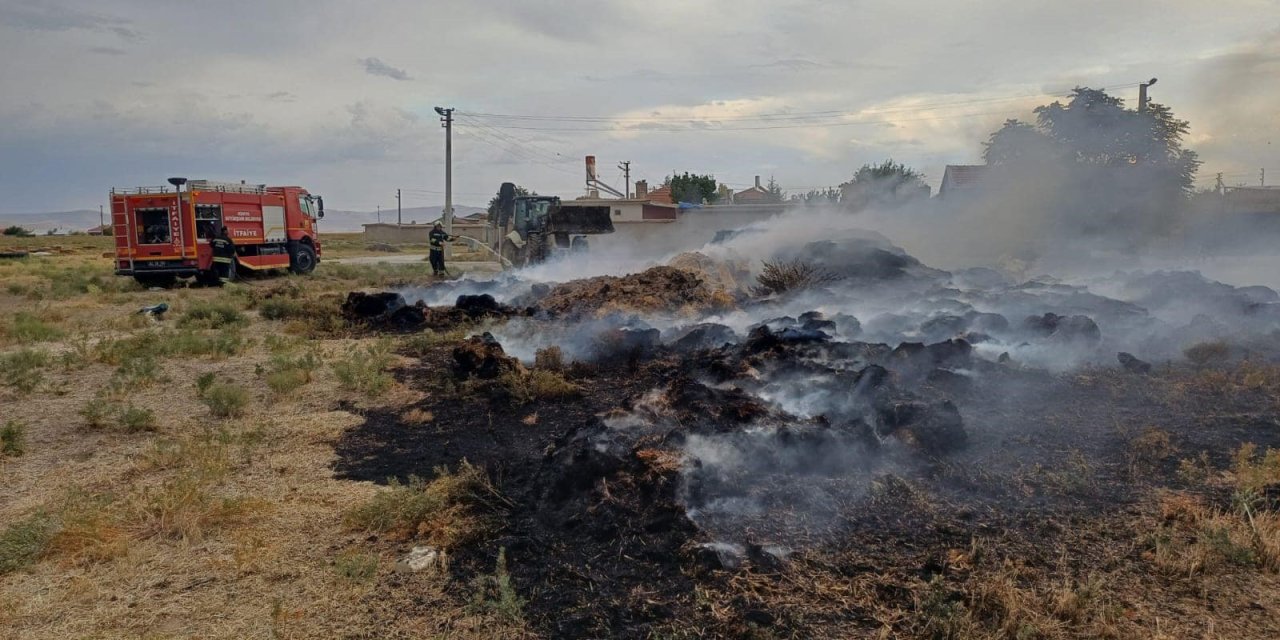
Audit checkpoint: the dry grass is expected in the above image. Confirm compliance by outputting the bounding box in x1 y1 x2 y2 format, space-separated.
751 258 840 296
401 407 434 425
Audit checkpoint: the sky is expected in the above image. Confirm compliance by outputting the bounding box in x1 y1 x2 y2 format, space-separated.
0 0 1276 215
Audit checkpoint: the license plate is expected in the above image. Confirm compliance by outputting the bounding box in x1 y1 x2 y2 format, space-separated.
141 261 171 268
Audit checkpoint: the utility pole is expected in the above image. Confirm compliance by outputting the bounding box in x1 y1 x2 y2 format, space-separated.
98 205 104 229
618 160 631 198
1262 168 1267 187
376 205 381 223
434 106 455 234
396 189 402 229
1215 172 1224 194
1138 77 1158 113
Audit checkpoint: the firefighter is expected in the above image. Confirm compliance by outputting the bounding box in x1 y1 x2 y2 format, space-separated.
210 225 237 283
428 222 456 277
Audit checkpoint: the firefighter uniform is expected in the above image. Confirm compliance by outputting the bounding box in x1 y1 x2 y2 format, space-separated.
211 230 237 282
428 226 453 276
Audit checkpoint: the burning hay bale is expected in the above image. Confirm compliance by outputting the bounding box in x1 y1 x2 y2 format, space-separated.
342 291 426 329
536 266 735 319
451 332 525 380
667 251 751 294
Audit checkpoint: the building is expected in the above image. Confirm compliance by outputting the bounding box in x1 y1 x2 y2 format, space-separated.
1222 186 1280 215
938 165 990 199
86 224 111 236
732 176 775 204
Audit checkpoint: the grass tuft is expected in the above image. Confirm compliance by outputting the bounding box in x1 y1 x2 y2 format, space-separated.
177 301 246 330
200 382 251 418
332 342 395 396
343 461 505 548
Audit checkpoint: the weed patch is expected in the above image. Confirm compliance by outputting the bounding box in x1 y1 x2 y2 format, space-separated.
0 513 56 574
332 342 395 396
343 462 506 547
177 302 246 330
200 382 251 418
0 348 49 393
1 419 26 457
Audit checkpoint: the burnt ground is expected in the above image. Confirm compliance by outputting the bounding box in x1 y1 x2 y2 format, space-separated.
332 337 1280 639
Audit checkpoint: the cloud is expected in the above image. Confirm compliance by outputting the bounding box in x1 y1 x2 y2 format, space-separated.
358 57 411 81
0 1 141 40
88 46 126 55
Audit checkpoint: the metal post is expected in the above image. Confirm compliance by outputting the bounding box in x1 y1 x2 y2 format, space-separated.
1138 78 1157 113
435 106 455 234
618 160 631 198
396 189 402 228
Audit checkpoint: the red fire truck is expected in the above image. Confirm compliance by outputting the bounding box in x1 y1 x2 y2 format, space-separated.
110 178 323 286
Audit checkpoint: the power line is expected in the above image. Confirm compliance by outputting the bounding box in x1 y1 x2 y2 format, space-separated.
456 83 1145 127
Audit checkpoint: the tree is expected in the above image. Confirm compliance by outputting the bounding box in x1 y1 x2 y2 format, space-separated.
765 176 786 203
979 87 1201 237
2 225 33 237
487 184 533 220
839 159 929 210
793 187 841 205
664 172 719 204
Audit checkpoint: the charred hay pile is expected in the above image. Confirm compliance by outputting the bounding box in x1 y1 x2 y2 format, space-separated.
333 232 1280 637
533 265 736 319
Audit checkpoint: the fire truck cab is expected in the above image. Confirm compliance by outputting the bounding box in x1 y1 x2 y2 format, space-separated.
110 178 323 286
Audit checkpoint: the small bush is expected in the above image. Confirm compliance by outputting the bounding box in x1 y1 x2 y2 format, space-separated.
752 258 840 296
115 354 165 387
469 548 526 623
332 343 395 396
533 346 564 372
343 462 504 547
0 513 55 574
201 383 250 418
195 372 217 397
335 551 379 583
527 370 579 399
118 406 158 433
262 351 322 396
2 420 27 457
1 348 49 393
1184 341 1230 367
177 302 246 329
80 400 112 429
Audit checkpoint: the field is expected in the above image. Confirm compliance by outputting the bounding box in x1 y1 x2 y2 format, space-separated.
3 233 1280 639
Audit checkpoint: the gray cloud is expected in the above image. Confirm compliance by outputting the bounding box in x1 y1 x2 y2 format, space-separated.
0 1 141 40
359 57 411 81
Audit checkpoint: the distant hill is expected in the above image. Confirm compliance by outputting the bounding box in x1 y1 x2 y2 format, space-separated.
0 205 486 234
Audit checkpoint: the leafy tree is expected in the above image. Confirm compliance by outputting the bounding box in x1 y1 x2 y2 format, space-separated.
792 187 841 205
765 176 785 202
664 172 719 204
487 184 534 220
839 159 929 210
979 87 1201 237
3 225 33 237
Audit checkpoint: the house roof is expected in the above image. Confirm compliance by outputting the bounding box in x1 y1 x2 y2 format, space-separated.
941 165 989 191
646 184 674 204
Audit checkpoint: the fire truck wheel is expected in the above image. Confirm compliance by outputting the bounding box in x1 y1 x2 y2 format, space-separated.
133 274 176 288
290 244 317 275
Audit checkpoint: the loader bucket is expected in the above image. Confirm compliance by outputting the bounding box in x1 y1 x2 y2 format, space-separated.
547 204 614 235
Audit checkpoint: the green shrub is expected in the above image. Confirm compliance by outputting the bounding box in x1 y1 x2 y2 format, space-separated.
1 420 26 457
118 406 158 433
80 400 112 429
115 354 164 387
262 351 322 395
332 343 395 396
1 348 49 393
5 312 63 343
0 513 55 574
195 372 217 397
469 548 526 623
177 302 246 329
201 383 250 418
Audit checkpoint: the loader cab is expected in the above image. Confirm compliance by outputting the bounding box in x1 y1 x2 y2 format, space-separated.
513 196 557 234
